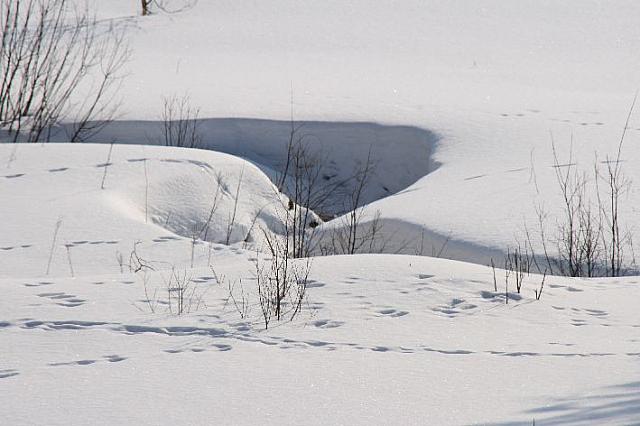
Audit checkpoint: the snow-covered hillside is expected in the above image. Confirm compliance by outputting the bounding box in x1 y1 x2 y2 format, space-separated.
3 1 640 425
69 0 640 264
2 144 640 425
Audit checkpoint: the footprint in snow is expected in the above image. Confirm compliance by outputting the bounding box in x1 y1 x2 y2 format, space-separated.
312 319 344 329
49 359 97 367
35 292 86 307
0 369 19 379
416 274 434 280
103 354 127 362
377 308 409 318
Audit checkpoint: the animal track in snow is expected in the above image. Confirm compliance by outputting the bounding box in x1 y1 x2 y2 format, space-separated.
49 354 128 367
376 308 409 318
312 319 344 329
0 369 19 378
432 298 478 317
416 274 434 280
23 281 54 287
37 292 85 307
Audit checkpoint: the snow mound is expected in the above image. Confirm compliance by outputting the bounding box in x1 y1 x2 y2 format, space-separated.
0 143 288 278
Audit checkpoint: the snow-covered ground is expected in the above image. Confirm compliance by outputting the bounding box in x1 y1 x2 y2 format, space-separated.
3 1 640 425
70 0 640 263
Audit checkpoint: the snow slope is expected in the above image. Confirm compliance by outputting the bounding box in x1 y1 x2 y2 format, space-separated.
2 144 640 425
0 143 293 278
3 1 640 424
64 0 640 265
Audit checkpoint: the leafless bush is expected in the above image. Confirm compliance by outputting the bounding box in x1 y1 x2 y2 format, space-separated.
128 241 154 273
160 94 201 148
504 244 532 293
276 123 386 257
254 231 310 329
136 268 207 315
323 149 387 255
527 115 636 278
549 139 604 277
277 133 327 258
223 277 250 320
534 270 546 301
164 268 207 315
413 230 451 258
141 0 198 16
595 95 637 276
340 147 374 254
324 210 385 255
0 0 128 143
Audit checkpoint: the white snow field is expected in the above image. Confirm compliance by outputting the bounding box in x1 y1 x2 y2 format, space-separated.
3 1 640 425
72 0 640 263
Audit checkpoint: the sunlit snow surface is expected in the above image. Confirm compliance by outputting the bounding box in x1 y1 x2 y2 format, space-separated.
3 1 640 424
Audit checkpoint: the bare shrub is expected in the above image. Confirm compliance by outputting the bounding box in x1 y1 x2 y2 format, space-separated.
0 0 128 143
548 139 604 277
595 95 637 276
527 108 636 278
141 0 197 16
136 268 207 315
164 268 207 315
277 133 327 258
504 244 532 293
223 277 250 320
254 231 310 329
324 149 386 255
276 123 385 257
128 241 154 273
340 147 374 254
534 270 546 301
160 94 201 148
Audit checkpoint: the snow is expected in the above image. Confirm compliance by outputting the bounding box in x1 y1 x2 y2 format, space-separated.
68 0 640 264
3 1 640 425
